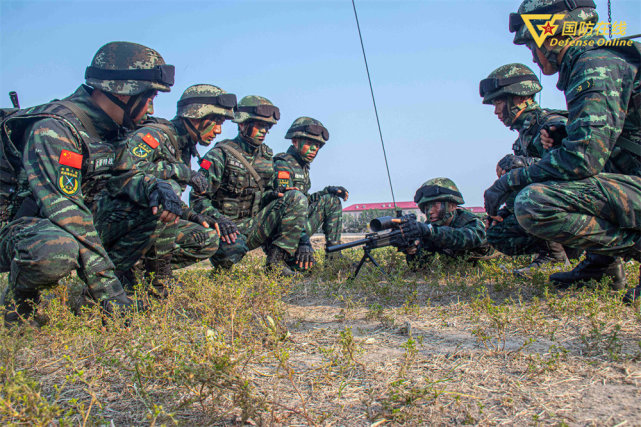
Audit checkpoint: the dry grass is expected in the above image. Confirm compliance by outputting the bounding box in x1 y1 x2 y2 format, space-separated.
1 247 640 425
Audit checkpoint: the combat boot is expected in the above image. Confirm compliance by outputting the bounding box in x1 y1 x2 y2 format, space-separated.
623 265 641 304
143 255 182 298
1 286 40 326
265 245 295 277
514 241 569 276
550 253 625 290
115 268 137 292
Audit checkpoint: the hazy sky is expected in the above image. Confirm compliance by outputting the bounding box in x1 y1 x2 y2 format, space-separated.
1 0 639 206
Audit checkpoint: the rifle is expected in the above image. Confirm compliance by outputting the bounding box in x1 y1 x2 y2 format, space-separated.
9 91 20 108
326 213 420 279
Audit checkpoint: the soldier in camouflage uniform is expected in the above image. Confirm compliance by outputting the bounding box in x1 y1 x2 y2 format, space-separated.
485 0 641 296
190 96 309 273
400 178 489 266
105 84 237 290
0 42 182 323
274 117 348 262
480 63 572 274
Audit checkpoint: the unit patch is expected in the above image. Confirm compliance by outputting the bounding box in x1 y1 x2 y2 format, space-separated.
131 141 153 158
58 166 80 196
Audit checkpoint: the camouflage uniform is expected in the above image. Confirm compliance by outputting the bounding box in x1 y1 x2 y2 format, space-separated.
407 178 489 266
486 0 641 292
480 64 569 261
106 84 239 271
0 42 176 318
190 96 308 267
274 117 344 247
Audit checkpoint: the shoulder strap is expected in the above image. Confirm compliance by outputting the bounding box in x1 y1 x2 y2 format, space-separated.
218 142 264 192
56 100 99 138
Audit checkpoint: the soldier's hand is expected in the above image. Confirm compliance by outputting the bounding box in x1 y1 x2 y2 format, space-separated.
149 181 182 224
400 220 432 239
497 154 528 173
217 215 239 244
405 240 420 255
484 175 511 217
540 125 567 150
325 186 349 201
189 171 209 194
101 291 145 319
295 237 315 270
540 127 555 150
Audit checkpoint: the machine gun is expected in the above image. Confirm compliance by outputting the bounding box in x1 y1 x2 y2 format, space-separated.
326 213 420 279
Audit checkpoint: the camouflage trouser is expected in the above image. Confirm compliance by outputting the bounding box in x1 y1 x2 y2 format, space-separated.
210 190 308 267
487 212 543 256
0 217 80 293
95 197 219 271
306 193 342 243
514 173 641 257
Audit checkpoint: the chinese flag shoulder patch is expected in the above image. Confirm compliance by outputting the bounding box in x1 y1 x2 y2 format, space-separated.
58 149 83 169
142 133 159 149
277 171 290 179
200 159 212 170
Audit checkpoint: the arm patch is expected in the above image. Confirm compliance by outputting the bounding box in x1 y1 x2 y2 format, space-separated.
201 159 212 170
142 133 159 149
58 149 83 169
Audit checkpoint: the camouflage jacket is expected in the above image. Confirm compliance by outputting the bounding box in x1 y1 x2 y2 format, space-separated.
190 135 277 221
273 146 330 204
1 85 141 299
118 117 195 194
510 103 567 159
418 208 488 257
507 36 641 188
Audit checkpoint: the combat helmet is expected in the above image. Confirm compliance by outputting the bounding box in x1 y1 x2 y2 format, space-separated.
285 117 329 145
85 41 174 95
177 84 237 120
510 0 598 46
480 64 541 104
233 95 280 125
414 178 464 208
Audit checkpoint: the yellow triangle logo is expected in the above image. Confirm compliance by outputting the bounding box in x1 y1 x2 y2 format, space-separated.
521 14 565 47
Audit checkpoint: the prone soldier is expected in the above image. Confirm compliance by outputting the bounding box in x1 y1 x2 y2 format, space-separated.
401 178 490 266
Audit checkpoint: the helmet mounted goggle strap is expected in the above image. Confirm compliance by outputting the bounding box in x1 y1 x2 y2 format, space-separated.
289 124 329 141
176 93 238 110
479 75 537 98
508 0 596 33
413 186 462 204
85 65 175 129
237 104 281 121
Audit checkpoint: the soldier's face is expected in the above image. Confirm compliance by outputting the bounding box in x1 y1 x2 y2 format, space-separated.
492 98 509 126
133 93 157 124
294 139 321 162
197 116 225 145
528 42 558 75
242 121 272 145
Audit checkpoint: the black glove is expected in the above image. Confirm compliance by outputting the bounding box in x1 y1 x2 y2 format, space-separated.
484 175 512 217
543 123 567 147
189 171 209 194
184 207 215 227
325 186 349 201
497 154 529 172
101 291 143 318
294 236 315 268
399 220 433 239
217 215 239 241
149 180 183 216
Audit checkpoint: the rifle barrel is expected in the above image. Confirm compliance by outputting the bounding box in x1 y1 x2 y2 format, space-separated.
326 236 372 253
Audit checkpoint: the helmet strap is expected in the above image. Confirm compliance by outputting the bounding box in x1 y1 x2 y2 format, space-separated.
508 98 535 128
430 201 453 226
103 91 146 129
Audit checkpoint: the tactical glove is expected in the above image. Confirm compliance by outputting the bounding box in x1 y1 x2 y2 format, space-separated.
294 236 315 269
183 207 215 228
325 186 349 201
497 154 529 172
189 171 209 194
400 220 433 239
543 123 567 147
217 215 239 242
101 291 144 318
484 175 512 217
149 180 183 216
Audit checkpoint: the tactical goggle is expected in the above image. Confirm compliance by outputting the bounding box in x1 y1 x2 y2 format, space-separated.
177 93 237 110
508 0 596 33
237 104 280 120
413 186 462 204
289 124 329 141
85 64 175 86
479 75 536 97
